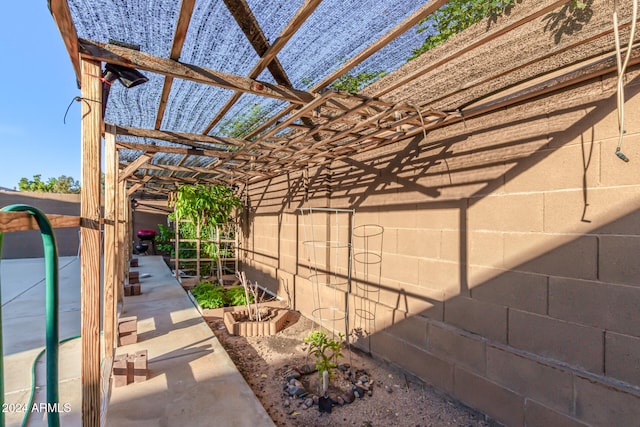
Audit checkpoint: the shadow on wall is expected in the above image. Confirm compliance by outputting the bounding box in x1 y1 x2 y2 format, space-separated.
240 69 640 425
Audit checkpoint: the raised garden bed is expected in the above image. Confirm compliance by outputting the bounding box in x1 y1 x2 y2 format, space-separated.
223 307 290 337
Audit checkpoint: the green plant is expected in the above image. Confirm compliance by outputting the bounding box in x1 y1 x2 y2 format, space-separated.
226 285 252 307
304 330 344 376
330 70 387 94
169 184 242 277
191 281 226 309
409 0 587 61
218 104 268 141
155 224 175 256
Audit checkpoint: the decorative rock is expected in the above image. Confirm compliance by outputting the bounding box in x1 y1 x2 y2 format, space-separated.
359 375 369 383
342 391 355 404
300 364 315 375
290 379 303 388
312 395 319 405
353 386 365 399
288 386 307 397
336 396 345 405
304 398 313 407
286 370 301 381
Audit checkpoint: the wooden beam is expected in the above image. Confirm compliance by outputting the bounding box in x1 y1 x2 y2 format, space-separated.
312 0 448 92
155 0 197 129
48 0 81 84
223 0 291 85
116 141 227 158
115 125 245 150
103 124 118 364
80 57 102 427
119 153 154 181
0 213 80 232
78 38 315 104
127 175 152 196
202 0 323 134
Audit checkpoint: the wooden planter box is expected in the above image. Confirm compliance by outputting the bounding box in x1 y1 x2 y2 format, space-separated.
223 308 290 337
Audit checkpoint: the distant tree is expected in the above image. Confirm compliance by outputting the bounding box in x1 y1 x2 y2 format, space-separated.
218 104 268 141
18 174 80 194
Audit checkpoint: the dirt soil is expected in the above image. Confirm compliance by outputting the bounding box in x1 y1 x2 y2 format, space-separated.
203 310 491 427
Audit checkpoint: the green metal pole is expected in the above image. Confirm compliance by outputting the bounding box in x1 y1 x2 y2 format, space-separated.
0 205 60 427
0 224 5 427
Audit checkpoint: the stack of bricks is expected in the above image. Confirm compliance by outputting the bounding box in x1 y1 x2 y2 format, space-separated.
113 350 149 387
118 316 137 346
129 258 138 267
125 271 141 296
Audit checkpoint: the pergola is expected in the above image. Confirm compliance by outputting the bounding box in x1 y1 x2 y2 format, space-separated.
8 0 633 424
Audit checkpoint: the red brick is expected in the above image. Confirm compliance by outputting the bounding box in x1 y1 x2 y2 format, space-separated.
134 350 149 383
118 316 137 334
131 283 141 295
113 355 128 388
118 332 137 346
126 354 135 385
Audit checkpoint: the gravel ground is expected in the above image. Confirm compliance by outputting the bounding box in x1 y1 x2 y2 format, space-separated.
204 311 491 427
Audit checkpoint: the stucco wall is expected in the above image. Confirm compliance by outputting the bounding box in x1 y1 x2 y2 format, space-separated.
240 66 640 426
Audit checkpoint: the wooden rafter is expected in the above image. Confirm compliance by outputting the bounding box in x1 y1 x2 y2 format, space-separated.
155 0 197 130
115 125 244 150
223 0 292 85
119 153 154 181
78 39 315 104
311 0 449 92
202 0 323 134
48 0 81 84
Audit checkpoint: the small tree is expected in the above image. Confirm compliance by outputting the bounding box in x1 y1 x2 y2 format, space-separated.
169 184 242 279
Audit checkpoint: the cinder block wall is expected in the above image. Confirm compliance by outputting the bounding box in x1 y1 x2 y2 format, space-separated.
241 68 640 425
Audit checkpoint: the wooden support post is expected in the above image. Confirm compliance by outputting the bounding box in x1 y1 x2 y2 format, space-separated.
117 178 127 308
104 124 118 359
174 204 180 282
80 57 102 427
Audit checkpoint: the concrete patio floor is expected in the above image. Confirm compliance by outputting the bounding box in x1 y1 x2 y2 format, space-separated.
1 255 274 427
1 256 82 427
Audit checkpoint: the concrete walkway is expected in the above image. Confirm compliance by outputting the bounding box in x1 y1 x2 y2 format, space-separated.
1 255 274 426
1 256 82 427
108 255 275 427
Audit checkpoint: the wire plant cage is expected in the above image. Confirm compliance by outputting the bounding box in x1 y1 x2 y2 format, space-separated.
351 224 384 353
299 207 354 343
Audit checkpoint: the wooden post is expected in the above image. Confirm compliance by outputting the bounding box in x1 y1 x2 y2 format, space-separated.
80 57 102 427
196 219 201 280
103 124 118 358
117 178 126 308
174 206 180 282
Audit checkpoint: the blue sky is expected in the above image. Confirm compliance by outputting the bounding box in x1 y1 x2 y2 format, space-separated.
0 2 81 189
